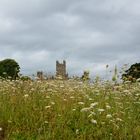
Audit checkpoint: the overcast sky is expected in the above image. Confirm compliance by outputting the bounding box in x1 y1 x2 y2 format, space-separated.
0 0 139 78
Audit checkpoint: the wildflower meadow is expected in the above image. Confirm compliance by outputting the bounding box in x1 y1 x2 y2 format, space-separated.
0 79 140 139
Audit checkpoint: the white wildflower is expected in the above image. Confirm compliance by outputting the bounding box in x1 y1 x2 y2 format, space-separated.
81 107 90 112
114 97 121 100
76 129 79 135
0 127 2 131
88 114 93 118
51 102 55 105
46 96 50 99
85 95 89 99
110 120 115 123
135 93 140 96
78 102 85 105
88 112 96 118
116 118 123 122
8 120 12 123
44 121 49 124
98 109 105 112
90 102 98 108
60 85 64 88
134 102 140 105
24 94 29 98
91 119 97 124
114 124 119 129
63 98 67 101
124 81 131 84
70 96 75 99
90 111 96 115
123 90 131 94
106 105 111 109
106 114 112 119
45 106 51 109
136 78 140 82
30 88 34 91
101 122 105 125
47 89 53 92
120 111 125 114
94 90 100 93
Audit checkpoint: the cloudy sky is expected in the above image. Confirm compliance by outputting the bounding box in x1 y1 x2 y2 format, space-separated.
0 0 140 78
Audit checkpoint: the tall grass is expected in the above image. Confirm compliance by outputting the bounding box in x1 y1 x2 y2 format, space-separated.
0 80 140 140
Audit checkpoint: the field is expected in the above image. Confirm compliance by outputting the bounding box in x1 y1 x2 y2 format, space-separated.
0 79 140 140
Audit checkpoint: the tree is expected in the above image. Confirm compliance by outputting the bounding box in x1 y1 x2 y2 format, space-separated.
20 76 31 81
122 63 140 82
0 59 20 80
81 70 90 81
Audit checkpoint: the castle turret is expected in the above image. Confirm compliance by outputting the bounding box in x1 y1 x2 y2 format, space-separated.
56 60 68 79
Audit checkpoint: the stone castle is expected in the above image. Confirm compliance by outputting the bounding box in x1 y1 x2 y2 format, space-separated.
56 60 68 79
37 60 68 80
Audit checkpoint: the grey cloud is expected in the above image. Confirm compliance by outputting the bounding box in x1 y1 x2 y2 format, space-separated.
0 0 139 78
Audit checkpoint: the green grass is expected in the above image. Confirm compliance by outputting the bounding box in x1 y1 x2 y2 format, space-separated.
0 80 140 140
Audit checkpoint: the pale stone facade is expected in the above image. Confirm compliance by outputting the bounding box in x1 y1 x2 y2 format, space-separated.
56 60 68 79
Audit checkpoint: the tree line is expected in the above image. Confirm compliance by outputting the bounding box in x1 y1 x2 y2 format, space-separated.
0 59 20 80
0 58 139 82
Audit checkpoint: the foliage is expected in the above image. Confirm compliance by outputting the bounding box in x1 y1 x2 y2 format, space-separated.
0 59 20 80
0 80 140 139
20 76 32 81
122 63 140 82
81 70 90 81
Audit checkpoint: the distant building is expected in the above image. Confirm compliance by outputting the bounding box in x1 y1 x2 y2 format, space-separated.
56 60 68 79
37 71 44 80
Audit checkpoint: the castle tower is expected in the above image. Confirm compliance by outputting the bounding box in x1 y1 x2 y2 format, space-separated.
56 60 68 79
37 71 44 80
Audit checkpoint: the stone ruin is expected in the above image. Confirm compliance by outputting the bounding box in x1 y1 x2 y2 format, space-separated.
56 60 68 79
37 60 68 80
